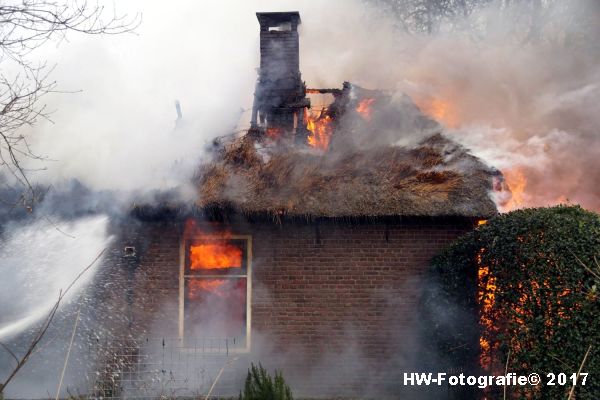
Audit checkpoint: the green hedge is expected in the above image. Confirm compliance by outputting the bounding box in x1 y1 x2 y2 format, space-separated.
428 205 599 399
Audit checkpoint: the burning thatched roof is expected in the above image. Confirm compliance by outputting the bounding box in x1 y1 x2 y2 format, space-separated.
196 132 498 219
194 83 501 219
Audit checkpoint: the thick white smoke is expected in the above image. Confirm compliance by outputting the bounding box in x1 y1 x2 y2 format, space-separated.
344 3 599 212
12 0 598 211
0 215 111 340
298 1 600 211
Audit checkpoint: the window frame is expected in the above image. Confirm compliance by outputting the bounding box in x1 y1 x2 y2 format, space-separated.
178 234 252 352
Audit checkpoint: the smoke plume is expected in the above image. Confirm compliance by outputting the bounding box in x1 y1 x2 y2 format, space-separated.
8 0 596 211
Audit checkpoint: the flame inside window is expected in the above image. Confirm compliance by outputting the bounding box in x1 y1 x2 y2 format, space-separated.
189 243 242 270
183 238 249 341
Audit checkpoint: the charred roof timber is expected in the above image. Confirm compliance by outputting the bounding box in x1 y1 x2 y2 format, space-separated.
251 12 310 144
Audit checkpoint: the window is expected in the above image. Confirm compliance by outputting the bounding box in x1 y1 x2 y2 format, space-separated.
268 22 292 32
179 235 252 351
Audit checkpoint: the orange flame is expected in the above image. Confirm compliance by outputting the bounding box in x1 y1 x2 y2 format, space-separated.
304 108 333 150
356 98 375 120
415 97 460 128
555 195 569 204
184 218 236 239
502 168 527 211
187 278 227 297
266 127 281 139
190 243 242 270
477 250 497 370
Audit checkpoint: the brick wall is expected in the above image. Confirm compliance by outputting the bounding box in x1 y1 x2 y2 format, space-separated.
94 217 474 396
260 29 300 81
249 219 472 395
130 220 182 336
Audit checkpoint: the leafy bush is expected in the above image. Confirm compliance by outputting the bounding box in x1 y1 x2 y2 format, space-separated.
429 206 599 399
239 363 293 400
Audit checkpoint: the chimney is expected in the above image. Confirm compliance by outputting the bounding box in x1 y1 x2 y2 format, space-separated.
251 12 310 143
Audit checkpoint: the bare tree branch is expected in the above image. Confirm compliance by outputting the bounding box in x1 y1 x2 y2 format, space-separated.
0 1 140 209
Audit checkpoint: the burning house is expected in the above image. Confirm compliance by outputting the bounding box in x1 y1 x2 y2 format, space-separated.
86 11 499 398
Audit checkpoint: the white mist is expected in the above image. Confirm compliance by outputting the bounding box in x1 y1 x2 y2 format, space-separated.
0 215 112 340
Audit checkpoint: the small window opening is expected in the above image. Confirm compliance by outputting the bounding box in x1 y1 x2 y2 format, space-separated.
269 22 292 32
123 246 136 257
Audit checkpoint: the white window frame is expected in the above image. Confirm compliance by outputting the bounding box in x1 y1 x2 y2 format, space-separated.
178 234 252 352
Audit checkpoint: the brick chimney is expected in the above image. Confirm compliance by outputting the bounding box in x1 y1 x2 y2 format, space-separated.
251 12 310 143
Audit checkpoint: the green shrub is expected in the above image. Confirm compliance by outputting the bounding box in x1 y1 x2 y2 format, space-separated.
429 205 599 399
239 363 293 400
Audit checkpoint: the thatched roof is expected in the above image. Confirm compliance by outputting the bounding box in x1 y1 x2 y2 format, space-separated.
195 85 499 219
196 133 498 219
